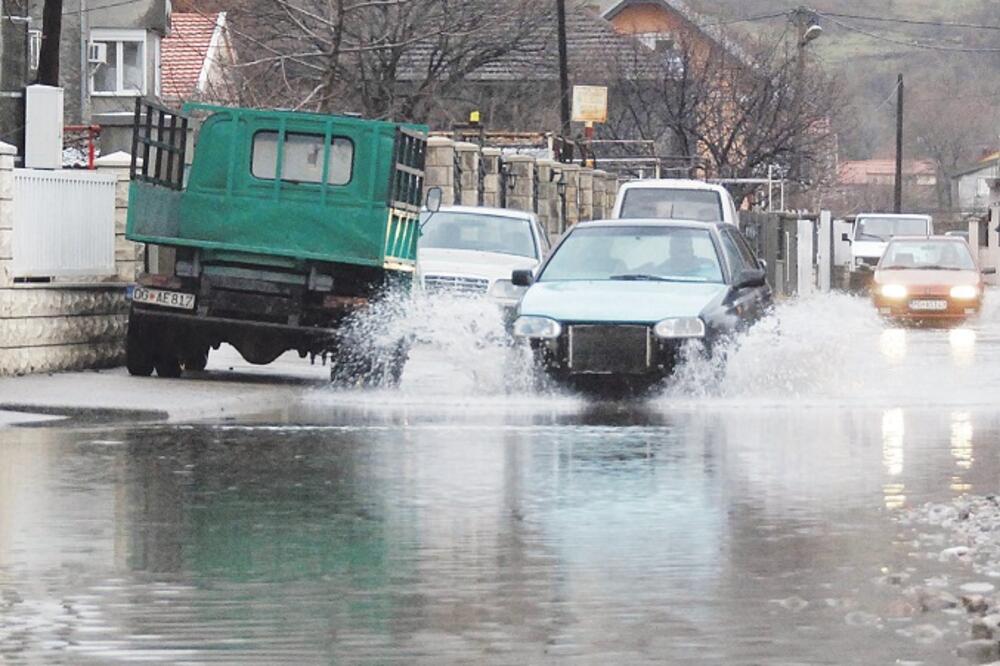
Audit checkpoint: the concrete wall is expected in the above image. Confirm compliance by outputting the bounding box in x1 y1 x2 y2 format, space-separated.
0 142 140 376
423 137 620 238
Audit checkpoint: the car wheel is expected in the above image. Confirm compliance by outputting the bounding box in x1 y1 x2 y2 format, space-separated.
125 324 154 377
154 354 183 379
182 347 210 372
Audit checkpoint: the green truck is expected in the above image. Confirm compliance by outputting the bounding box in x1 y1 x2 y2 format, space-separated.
124 101 429 385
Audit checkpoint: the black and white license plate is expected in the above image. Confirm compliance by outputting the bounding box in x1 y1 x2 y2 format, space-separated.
909 299 947 311
132 286 196 311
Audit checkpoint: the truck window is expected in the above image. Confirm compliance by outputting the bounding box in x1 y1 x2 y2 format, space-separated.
620 188 723 222
251 132 354 185
854 216 929 241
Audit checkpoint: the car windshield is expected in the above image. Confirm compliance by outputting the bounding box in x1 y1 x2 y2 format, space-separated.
880 240 976 271
619 188 723 221
539 226 724 283
419 212 536 258
855 216 930 241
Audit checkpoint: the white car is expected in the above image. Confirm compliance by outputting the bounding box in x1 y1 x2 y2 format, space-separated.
844 213 934 273
417 206 550 308
611 179 740 225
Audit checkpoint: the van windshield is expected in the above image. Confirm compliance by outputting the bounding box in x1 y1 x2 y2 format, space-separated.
619 188 724 222
855 216 930 241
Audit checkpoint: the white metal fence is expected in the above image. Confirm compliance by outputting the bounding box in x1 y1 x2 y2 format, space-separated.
11 168 117 279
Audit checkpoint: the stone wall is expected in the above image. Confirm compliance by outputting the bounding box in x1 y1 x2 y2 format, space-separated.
0 143 140 377
423 137 621 239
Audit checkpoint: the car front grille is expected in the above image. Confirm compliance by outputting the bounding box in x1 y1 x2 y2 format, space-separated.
423 275 490 295
568 325 651 374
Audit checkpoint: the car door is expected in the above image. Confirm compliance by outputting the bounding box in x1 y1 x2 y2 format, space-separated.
719 227 770 323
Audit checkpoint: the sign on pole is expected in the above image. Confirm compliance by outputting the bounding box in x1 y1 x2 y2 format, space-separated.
571 85 608 124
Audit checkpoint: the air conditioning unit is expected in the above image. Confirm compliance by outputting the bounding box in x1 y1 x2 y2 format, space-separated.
88 42 107 64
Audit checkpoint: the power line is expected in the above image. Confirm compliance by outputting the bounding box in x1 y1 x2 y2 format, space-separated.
823 11 1000 32
823 15 1000 53
697 11 790 28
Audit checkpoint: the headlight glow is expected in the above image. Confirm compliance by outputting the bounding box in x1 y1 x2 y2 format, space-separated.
488 279 526 301
950 285 978 300
880 284 908 300
512 316 562 339
653 317 706 339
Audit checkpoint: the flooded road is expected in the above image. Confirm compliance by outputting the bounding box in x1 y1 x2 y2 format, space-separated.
4 294 1000 664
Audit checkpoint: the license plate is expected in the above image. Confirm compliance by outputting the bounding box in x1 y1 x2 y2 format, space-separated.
132 286 196 311
909 299 947 311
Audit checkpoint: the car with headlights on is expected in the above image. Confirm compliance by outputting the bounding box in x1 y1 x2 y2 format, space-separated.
509 219 771 390
417 206 549 312
872 236 993 321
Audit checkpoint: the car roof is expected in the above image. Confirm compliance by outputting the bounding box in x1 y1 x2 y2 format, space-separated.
856 213 932 220
888 235 964 242
573 218 721 231
616 179 728 194
435 205 536 220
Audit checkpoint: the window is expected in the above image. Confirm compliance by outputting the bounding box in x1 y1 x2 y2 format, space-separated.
619 188 724 222
90 29 147 96
719 229 750 275
418 212 537 259
28 30 41 72
251 132 354 186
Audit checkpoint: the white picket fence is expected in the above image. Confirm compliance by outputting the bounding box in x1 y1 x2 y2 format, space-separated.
11 168 117 278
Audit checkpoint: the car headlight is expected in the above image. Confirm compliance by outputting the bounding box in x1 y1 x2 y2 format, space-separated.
489 279 526 301
950 285 978 300
653 317 706 339
512 316 562 339
880 284 908 300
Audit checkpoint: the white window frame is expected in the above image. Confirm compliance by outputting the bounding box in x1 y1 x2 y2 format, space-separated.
89 28 148 97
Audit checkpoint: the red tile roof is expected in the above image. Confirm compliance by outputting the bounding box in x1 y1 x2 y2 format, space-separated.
161 12 222 100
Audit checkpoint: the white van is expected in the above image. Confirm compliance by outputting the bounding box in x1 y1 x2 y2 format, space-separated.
611 179 739 225
844 213 934 273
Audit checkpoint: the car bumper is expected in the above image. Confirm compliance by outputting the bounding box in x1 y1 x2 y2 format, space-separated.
872 296 981 319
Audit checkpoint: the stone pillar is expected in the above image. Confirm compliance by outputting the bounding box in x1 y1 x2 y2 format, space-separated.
562 164 581 227
604 173 620 216
591 169 608 219
535 159 555 233
549 162 565 239
481 148 501 208
454 142 480 207
505 155 535 212
425 136 455 206
578 167 594 222
0 142 14 288
95 151 143 282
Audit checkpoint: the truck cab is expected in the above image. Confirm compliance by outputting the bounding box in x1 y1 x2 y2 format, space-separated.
124 102 428 384
611 179 740 226
843 213 933 289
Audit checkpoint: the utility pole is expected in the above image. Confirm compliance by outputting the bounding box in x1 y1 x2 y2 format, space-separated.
790 7 822 183
893 73 904 213
556 0 572 163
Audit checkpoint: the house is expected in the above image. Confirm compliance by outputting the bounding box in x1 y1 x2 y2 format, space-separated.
160 12 235 104
832 159 938 214
951 155 1000 213
601 0 745 64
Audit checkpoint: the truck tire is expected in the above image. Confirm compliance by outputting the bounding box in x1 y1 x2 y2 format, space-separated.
125 324 155 377
155 354 183 378
182 347 209 372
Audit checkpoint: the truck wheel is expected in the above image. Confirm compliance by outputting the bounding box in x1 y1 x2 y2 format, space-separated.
125 325 155 377
182 347 209 372
155 354 183 378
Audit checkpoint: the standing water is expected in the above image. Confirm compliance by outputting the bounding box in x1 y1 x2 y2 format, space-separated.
2 292 1000 664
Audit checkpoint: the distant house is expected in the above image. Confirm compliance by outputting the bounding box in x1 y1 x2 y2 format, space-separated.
951 155 1000 213
834 159 938 213
601 0 745 64
161 12 236 104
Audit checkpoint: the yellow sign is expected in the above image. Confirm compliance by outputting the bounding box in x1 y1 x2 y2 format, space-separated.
571 85 608 124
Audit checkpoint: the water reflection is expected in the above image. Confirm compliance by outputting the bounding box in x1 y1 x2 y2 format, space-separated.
880 328 907 363
882 408 905 477
950 411 974 470
949 327 977 366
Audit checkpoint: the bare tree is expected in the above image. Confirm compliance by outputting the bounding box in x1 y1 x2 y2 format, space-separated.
226 0 553 122
605 33 841 202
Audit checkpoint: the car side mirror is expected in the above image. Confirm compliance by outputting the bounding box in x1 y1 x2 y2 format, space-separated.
511 269 534 287
983 267 997 275
758 258 768 271
735 268 766 289
425 186 442 213
841 232 851 243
